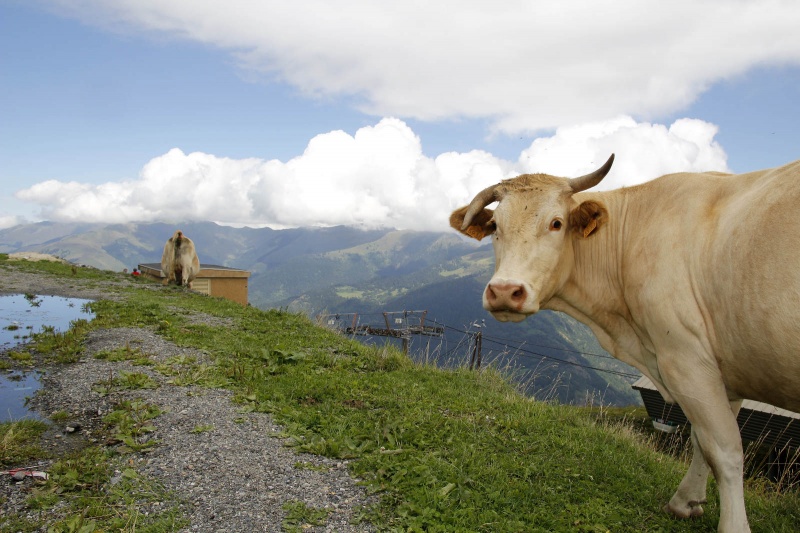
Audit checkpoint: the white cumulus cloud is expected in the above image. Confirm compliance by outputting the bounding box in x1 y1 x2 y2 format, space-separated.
15 117 729 231
43 0 800 134
518 116 729 190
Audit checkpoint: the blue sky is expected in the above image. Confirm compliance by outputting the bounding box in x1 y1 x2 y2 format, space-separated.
2 1 799 230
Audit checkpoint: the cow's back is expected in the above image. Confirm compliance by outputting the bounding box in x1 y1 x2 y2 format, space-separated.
175 237 200 279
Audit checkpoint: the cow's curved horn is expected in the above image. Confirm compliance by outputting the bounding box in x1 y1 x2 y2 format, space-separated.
569 154 615 193
461 184 500 230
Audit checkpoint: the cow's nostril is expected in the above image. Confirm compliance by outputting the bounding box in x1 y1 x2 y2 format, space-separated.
485 285 497 303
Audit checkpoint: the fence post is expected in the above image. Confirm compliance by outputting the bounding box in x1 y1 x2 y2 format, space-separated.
475 331 482 370
469 330 483 370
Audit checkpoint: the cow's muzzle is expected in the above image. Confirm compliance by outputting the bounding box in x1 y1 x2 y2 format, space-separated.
483 280 538 321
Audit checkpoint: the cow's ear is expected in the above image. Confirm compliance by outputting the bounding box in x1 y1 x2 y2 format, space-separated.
569 200 608 239
450 206 496 241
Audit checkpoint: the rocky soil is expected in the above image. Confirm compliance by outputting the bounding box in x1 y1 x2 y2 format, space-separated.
0 260 375 532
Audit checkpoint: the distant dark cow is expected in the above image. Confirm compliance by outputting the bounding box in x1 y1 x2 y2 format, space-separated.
161 230 200 289
450 155 800 533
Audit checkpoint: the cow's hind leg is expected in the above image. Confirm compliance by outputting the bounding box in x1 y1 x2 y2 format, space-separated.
663 369 749 533
665 426 710 518
666 399 742 520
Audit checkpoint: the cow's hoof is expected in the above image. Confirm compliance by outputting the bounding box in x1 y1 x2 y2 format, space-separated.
664 500 705 519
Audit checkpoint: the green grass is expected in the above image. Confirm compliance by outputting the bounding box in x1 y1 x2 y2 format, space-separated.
21 321 94 364
0 421 182 532
0 256 120 282
103 399 162 453
91 370 160 396
14 447 186 533
49 410 70 423
255 362 704 531
2 256 799 532
7 350 33 365
1 419 49 467
93 342 146 362
282 500 332 531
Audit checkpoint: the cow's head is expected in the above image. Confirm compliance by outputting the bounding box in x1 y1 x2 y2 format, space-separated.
450 155 614 322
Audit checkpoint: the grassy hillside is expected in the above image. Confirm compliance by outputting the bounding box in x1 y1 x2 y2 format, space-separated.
290 270 640 406
2 258 798 531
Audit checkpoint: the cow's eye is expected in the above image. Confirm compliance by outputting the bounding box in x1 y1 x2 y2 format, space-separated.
549 218 563 231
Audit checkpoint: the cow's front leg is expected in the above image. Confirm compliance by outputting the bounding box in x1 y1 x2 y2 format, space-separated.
663 371 749 533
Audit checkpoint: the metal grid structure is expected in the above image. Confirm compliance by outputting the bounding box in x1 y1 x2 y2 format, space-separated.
318 310 444 353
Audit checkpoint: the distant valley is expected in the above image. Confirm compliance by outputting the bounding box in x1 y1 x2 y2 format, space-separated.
0 221 641 405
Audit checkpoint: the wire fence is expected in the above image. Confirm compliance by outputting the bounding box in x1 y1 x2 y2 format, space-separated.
317 310 640 381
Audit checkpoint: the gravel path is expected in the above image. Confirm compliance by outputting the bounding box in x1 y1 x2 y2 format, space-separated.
1 260 375 532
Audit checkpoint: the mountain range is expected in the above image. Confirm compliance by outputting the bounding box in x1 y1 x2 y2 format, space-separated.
0 221 641 405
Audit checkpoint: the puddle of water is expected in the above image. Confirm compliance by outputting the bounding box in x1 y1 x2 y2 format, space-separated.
1 294 94 350
1 294 95 422
0 370 45 421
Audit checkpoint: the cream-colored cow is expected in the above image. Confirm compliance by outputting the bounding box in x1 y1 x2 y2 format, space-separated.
161 230 200 289
451 155 800 533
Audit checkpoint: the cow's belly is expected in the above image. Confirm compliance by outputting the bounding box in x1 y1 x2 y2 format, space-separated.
711 317 800 412
714 280 799 409
630 274 800 413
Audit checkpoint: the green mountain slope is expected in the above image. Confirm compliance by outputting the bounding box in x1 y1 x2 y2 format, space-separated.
252 230 482 310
